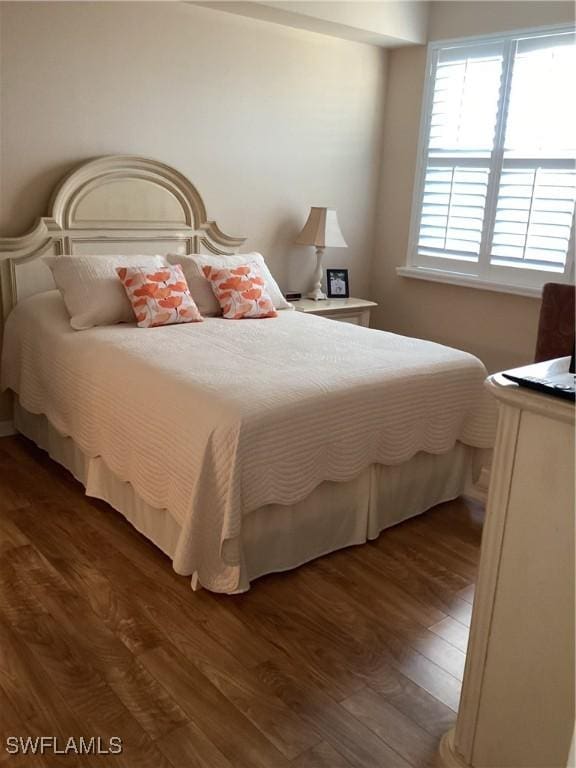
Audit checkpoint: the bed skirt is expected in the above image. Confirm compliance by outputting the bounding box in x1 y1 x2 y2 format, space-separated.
15 402 480 592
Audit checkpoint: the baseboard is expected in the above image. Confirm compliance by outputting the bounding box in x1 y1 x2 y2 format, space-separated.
464 466 491 505
438 730 470 768
0 420 15 438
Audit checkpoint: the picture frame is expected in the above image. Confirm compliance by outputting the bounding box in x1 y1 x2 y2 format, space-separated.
326 268 349 299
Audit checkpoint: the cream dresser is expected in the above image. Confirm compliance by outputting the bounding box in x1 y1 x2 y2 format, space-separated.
440 372 575 768
292 297 377 327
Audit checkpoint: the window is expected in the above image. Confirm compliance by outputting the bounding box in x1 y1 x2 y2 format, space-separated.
404 27 576 296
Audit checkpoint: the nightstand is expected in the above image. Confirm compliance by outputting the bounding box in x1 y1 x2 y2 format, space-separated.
292 298 377 327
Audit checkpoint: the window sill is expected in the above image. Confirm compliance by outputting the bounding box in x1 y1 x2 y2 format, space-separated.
396 266 543 298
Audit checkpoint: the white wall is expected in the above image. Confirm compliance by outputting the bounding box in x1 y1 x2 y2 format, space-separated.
0 1 387 420
0 2 386 289
371 0 575 373
429 0 574 40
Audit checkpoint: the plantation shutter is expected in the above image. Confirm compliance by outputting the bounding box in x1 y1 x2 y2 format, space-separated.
410 28 575 290
490 32 576 273
417 42 504 264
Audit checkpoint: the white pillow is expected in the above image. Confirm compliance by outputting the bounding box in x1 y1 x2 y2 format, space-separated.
44 254 168 330
167 252 291 316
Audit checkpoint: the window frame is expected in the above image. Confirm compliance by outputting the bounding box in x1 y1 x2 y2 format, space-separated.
402 24 576 298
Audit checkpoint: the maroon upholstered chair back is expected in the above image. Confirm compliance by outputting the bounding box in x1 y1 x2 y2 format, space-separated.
534 282 575 362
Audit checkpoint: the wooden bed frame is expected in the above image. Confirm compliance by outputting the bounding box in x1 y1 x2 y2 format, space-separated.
0 155 246 322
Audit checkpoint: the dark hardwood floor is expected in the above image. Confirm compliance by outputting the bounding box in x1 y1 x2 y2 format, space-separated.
0 435 483 767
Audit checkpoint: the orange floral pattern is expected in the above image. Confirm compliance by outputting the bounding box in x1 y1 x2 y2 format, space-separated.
202 264 278 320
117 264 203 327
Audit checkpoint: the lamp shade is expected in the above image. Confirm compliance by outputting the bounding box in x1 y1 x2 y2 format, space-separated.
295 207 347 248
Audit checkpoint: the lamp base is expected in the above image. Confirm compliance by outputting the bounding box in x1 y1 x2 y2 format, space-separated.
307 286 327 301
308 247 326 301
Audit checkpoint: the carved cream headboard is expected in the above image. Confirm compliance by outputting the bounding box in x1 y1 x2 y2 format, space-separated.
0 155 246 320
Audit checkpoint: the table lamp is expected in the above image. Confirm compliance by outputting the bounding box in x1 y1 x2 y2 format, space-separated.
295 207 347 300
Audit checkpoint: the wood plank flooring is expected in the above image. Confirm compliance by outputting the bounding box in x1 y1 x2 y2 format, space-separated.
0 435 484 767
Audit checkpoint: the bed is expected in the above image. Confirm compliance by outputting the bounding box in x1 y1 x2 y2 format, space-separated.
0 155 496 593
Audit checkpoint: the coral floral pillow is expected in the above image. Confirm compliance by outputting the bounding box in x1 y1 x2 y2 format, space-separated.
116 264 203 327
202 264 278 319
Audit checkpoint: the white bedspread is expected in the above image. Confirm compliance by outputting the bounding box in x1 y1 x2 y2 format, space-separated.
2 291 496 591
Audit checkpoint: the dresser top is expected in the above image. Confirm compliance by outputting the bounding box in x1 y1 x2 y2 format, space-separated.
487 372 574 424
